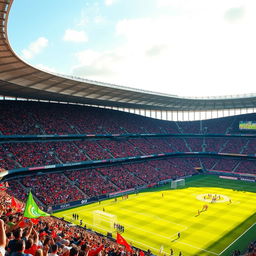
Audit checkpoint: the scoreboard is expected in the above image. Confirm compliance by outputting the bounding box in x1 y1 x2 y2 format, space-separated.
239 121 256 130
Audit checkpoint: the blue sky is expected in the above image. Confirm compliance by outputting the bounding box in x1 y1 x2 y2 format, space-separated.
8 0 256 97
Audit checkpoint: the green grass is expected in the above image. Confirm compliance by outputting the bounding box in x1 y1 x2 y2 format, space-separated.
54 175 256 256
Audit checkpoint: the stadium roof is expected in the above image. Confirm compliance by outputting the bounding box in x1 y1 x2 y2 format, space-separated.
1 0 256 111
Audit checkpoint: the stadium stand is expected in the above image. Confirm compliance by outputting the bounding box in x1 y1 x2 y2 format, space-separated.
21 174 85 205
0 0 255 253
0 191 148 256
65 168 118 198
0 83 256 256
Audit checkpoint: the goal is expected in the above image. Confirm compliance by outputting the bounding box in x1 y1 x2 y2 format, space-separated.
171 179 185 189
92 210 117 233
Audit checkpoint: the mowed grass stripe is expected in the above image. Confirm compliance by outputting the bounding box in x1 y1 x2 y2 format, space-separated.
54 175 256 256
199 212 256 256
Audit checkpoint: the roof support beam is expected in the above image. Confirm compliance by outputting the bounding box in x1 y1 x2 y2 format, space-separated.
0 65 29 74
0 60 19 66
26 76 56 87
41 79 68 90
0 55 15 59
7 71 39 82
55 82 82 93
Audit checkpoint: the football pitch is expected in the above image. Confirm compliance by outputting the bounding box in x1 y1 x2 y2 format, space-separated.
54 175 256 256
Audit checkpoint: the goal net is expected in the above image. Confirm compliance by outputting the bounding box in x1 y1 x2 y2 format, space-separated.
92 210 117 233
171 179 185 189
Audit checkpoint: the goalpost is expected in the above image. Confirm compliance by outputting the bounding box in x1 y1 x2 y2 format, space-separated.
171 179 185 189
92 210 117 233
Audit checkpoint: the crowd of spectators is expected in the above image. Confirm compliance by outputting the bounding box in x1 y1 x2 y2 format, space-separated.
20 174 85 206
4 143 58 168
235 161 256 174
75 141 112 161
246 241 256 256
212 159 240 172
165 138 189 152
97 166 145 190
4 156 199 208
1 136 254 170
0 101 256 177
199 158 217 170
185 138 203 152
0 184 254 256
127 139 156 155
144 139 174 154
148 159 190 180
0 146 18 170
242 139 256 154
64 169 118 198
53 142 88 164
0 101 255 255
219 138 247 154
176 121 201 134
204 138 225 153
0 191 148 256
97 140 141 159
1 101 256 136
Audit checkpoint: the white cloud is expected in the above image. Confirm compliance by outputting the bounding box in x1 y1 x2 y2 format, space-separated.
94 15 105 24
104 0 117 6
224 7 245 23
72 49 120 79
63 29 88 43
76 16 88 28
21 37 48 60
72 1 256 97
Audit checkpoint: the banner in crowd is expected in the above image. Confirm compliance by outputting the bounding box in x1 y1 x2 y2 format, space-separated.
24 191 50 218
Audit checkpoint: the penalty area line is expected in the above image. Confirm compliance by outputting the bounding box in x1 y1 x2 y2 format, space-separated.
218 222 256 256
62 214 218 256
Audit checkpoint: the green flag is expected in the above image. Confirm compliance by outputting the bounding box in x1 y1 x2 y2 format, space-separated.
24 191 50 218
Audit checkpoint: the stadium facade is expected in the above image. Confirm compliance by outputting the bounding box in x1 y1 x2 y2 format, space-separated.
0 2 255 254
0 0 256 121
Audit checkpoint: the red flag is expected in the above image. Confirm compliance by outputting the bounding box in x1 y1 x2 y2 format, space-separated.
11 197 23 211
11 197 18 208
139 250 145 256
39 231 47 237
51 230 57 238
18 220 27 228
30 218 39 225
88 245 104 256
116 233 132 252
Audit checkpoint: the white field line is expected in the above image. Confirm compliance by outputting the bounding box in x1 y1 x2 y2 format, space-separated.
126 238 218 256
75 199 122 211
218 222 256 256
128 238 171 255
74 199 188 230
73 198 189 237
66 211 184 241
115 216 179 241
62 194 248 256
64 212 218 256
175 240 219 255
62 214 170 255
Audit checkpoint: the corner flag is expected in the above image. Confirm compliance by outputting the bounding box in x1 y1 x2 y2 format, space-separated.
24 191 50 218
